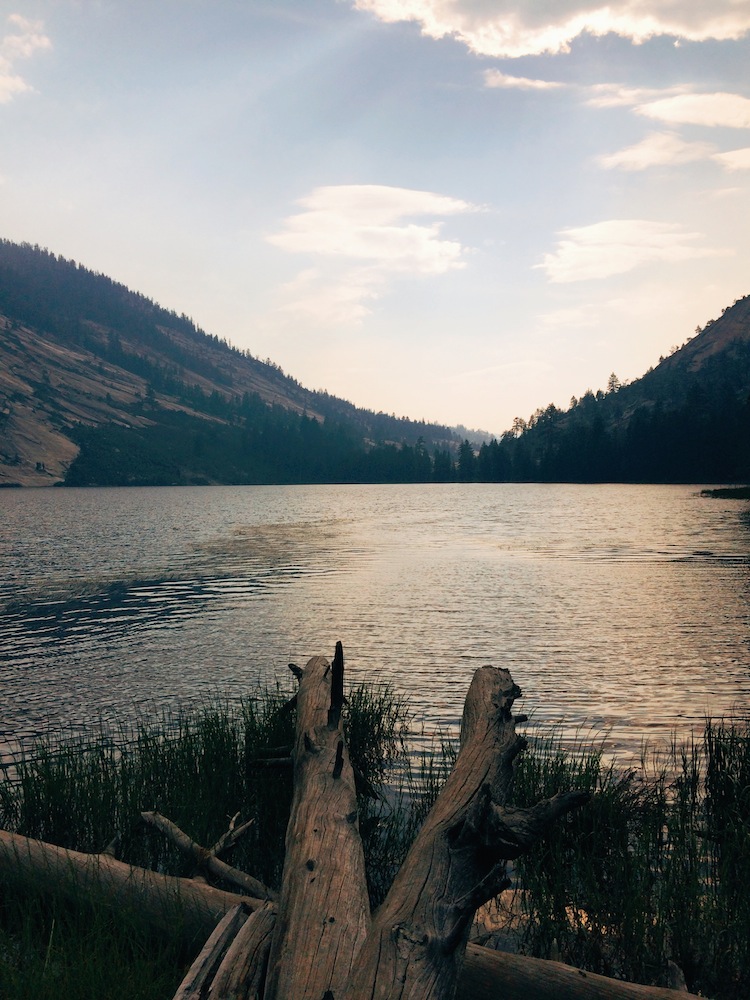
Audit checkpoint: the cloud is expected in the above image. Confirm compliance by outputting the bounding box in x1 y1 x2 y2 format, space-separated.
268 184 478 325
267 184 476 275
0 14 51 104
274 267 382 326
586 83 679 109
538 220 727 283
598 131 717 170
713 147 750 170
636 93 750 128
483 70 564 91
352 1 750 58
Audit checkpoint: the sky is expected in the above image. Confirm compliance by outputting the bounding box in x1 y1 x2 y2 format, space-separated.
1 1 749 434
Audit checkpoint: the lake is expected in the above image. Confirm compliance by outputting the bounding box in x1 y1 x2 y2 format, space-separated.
1 483 749 765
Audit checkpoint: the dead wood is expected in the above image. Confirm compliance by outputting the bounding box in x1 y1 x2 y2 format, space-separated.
343 665 588 1000
172 903 252 1000
0 827 704 1000
458 944 704 1000
173 902 276 1000
140 810 276 901
1 648 706 1000
208 812 256 860
207 903 277 1000
262 643 371 1000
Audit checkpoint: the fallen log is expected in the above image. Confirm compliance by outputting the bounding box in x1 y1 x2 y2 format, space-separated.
0 831 704 1000
0 827 258 948
140 809 276 901
459 944 698 1000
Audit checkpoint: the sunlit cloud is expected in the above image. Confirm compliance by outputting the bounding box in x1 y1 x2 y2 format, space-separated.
483 70 564 91
0 14 51 104
598 131 717 170
268 184 478 325
636 93 750 128
586 83 680 109
268 184 476 274
713 147 750 171
538 220 727 283
352 1 750 58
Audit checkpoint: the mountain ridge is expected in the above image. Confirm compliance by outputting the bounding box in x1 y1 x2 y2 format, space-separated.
1 237 749 486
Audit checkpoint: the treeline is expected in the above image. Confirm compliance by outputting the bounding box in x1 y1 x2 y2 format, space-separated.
65 409 461 487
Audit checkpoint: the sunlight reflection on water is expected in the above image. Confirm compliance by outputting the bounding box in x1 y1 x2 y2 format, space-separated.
1 483 749 764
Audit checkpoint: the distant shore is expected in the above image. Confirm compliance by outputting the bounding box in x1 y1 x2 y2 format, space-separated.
701 485 750 499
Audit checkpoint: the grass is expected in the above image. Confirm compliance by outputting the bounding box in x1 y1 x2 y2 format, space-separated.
1 689 749 999
507 720 750 998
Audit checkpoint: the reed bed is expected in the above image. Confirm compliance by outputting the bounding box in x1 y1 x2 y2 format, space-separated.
1 689 749 999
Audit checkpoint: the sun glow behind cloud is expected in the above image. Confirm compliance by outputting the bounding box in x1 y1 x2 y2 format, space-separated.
352 1 750 57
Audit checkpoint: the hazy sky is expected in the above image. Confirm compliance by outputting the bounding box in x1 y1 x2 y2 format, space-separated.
2 2 749 433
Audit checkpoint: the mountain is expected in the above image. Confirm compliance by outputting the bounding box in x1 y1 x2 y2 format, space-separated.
2 238 749 487
0 240 459 486
471 294 750 484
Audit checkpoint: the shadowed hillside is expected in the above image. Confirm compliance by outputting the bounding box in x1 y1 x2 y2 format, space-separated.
469 295 750 484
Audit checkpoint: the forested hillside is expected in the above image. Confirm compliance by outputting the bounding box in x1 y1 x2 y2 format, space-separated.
0 240 459 486
466 295 750 484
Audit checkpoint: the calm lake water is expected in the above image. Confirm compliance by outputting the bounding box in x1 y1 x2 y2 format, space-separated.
1 483 749 764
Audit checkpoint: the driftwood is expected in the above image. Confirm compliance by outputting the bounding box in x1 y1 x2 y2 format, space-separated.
459 944 699 1000
1 646 705 1000
173 902 277 1000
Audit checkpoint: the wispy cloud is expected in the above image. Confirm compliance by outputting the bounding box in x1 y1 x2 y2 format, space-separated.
0 14 51 104
483 70 564 91
636 93 750 129
273 267 382 326
352 1 750 58
586 83 680 109
713 147 750 171
598 131 717 170
538 219 727 283
268 184 478 325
